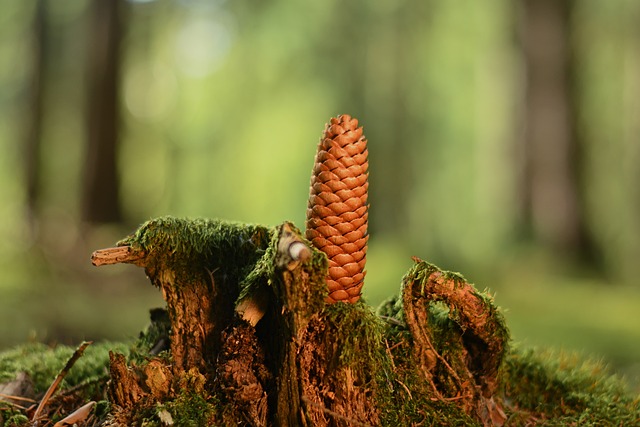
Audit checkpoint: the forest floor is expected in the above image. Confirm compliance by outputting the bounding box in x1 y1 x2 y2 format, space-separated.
1 224 639 393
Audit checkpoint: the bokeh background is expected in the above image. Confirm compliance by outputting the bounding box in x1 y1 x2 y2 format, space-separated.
1 0 639 390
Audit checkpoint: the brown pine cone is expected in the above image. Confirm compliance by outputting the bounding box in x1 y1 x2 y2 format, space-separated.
306 114 369 303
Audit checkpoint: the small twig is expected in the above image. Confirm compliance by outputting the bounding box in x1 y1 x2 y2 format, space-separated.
46 376 107 407
301 396 374 427
31 341 93 425
384 339 397 371
430 393 474 402
0 393 36 404
396 379 413 399
379 315 405 327
386 340 404 352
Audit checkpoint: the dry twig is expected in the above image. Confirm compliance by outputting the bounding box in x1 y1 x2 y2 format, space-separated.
31 341 93 425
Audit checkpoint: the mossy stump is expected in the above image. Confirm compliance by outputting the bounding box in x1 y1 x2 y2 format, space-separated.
87 216 513 426
1 217 638 426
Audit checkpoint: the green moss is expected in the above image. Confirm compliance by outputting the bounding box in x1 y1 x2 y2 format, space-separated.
0 341 129 393
322 301 387 370
2 414 29 427
502 346 640 425
152 392 217 427
120 389 218 427
374 303 481 426
119 216 274 290
236 221 281 303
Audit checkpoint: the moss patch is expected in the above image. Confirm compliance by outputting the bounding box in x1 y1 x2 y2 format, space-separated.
502 346 640 425
0 341 129 393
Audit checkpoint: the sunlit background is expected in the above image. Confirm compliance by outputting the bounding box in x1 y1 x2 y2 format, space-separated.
1 0 639 390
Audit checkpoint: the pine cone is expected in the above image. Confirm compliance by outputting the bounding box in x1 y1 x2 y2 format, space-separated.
306 114 369 303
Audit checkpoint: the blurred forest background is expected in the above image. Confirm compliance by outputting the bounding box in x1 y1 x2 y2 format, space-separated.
1 0 639 390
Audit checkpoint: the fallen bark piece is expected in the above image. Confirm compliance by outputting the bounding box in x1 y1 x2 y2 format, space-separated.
0 372 35 408
52 400 95 427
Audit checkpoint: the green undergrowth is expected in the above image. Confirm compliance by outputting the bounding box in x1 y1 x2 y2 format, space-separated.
0 341 129 393
502 346 640 425
0 341 129 427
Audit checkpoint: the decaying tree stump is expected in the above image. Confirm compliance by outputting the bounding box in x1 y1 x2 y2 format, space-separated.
91 215 510 426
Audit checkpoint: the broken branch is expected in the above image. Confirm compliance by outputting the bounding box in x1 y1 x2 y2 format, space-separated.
91 246 146 267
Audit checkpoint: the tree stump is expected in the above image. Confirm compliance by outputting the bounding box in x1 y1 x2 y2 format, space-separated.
91 216 510 426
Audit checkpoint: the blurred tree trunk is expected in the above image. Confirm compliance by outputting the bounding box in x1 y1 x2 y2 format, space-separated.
24 0 48 230
82 0 125 223
334 1 415 237
519 0 594 257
